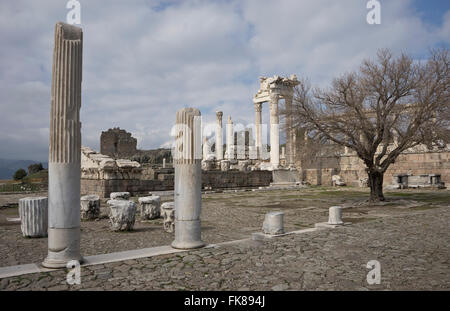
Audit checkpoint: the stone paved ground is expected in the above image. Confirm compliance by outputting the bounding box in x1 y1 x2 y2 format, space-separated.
1 204 449 291
1 188 448 266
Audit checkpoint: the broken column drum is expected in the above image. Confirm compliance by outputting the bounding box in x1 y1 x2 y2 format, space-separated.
328 206 343 225
19 197 48 238
172 108 205 249
161 202 175 233
80 194 100 220
43 22 83 268
108 200 137 231
139 195 161 220
262 211 284 235
110 192 130 200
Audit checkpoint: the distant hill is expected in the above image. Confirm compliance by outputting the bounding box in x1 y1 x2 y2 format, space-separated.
0 159 48 180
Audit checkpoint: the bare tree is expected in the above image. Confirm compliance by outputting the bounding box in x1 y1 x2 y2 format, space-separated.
292 48 449 202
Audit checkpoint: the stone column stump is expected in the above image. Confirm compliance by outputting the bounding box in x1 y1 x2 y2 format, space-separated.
108 200 136 231
262 211 285 235
19 197 48 238
110 192 130 200
161 202 175 233
328 206 343 225
80 195 100 220
138 196 161 220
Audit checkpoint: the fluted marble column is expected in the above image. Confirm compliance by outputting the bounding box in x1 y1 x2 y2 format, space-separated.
43 22 83 268
19 197 48 237
254 103 262 159
215 111 223 160
172 108 205 249
285 96 295 167
226 116 234 160
269 94 280 169
293 131 297 160
202 137 209 161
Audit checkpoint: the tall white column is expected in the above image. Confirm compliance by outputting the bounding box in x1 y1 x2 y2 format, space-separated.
285 96 295 167
43 22 83 268
254 103 262 159
269 93 280 169
393 129 399 146
202 137 209 161
226 116 234 160
293 131 297 160
215 111 223 160
172 108 205 249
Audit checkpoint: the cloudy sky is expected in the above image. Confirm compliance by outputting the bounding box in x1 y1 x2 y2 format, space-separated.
0 0 449 162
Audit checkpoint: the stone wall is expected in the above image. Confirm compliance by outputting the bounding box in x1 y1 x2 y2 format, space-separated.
81 178 174 198
202 171 272 189
301 150 450 187
100 128 137 158
82 170 273 198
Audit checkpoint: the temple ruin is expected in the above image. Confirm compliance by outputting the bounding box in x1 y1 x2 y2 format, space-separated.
82 74 448 195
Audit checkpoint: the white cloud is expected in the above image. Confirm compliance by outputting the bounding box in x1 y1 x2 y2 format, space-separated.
0 0 448 161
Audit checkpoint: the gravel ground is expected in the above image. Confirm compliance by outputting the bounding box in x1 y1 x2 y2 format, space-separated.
0 188 448 267
0 205 448 291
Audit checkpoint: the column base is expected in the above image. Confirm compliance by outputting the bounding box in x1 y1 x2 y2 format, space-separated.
42 227 83 269
42 255 84 269
171 220 205 250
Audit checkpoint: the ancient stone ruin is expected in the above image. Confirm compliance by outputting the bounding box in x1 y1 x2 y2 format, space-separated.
100 127 172 164
100 128 137 158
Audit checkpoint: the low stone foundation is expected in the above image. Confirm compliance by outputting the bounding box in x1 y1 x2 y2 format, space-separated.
81 179 174 198
202 171 273 189
301 149 449 187
82 170 273 198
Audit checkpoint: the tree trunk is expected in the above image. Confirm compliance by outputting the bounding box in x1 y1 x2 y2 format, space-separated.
368 171 385 202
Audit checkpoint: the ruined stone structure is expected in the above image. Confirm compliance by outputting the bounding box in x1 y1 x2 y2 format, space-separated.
253 75 299 169
81 147 272 198
100 127 172 164
300 146 450 188
100 128 137 158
